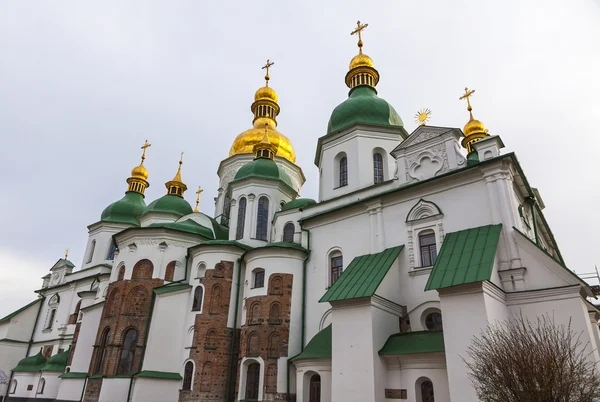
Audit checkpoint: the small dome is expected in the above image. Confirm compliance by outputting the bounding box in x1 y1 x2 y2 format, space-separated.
327 86 404 134
101 192 146 226
233 158 294 189
13 350 46 372
143 194 193 217
281 198 317 211
349 53 374 70
254 86 278 103
41 347 70 372
230 121 296 163
464 118 487 137
130 164 149 181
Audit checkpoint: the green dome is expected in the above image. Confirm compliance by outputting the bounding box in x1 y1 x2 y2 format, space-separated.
327 86 403 134
143 194 193 217
13 350 47 372
41 347 70 372
101 192 146 226
281 198 317 211
149 219 215 239
233 158 294 189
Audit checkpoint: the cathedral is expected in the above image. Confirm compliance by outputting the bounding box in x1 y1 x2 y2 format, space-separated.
1 22 599 402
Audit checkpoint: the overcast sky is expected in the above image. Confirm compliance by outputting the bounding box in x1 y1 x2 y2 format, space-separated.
1 0 599 318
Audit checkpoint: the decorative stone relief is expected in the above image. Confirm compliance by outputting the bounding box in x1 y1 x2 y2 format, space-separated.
454 142 467 166
406 130 440 146
406 144 449 182
134 239 191 248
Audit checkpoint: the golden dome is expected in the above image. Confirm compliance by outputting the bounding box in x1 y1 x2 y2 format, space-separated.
349 53 374 70
255 86 278 103
464 118 486 137
131 164 149 181
229 118 296 163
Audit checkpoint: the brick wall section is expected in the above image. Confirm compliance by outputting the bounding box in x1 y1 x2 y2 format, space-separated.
179 260 238 402
84 260 164 402
237 273 293 401
67 322 81 366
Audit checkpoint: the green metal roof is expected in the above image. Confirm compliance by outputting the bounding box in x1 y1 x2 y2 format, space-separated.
154 284 192 295
281 198 317 211
424 224 502 291
148 219 214 238
59 371 87 379
143 194 193 217
195 240 253 251
0 299 41 323
13 350 47 372
232 157 295 190
320 246 404 303
291 325 332 361
379 331 445 355
41 347 70 372
263 242 307 252
136 370 182 380
101 191 146 226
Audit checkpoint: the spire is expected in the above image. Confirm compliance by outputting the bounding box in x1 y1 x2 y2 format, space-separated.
459 87 489 153
252 59 280 126
194 186 203 212
165 152 188 197
126 140 151 195
253 124 278 160
346 20 379 90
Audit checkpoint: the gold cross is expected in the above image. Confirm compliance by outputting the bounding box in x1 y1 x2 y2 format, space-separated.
194 186 203 212
179 151 184 164
64 249 69 259
262 59 274 85
459 87 476 111
140 140 151 162
351 20 369 52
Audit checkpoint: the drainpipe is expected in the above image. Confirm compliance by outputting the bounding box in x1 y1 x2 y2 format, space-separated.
526 196 540 246
225 257 243 402
127 254 190 401
79 376 88 402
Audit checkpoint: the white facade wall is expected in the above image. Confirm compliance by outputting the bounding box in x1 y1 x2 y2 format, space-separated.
68 302 103 373
384 354 450 402
97 377 130 402
82 222 129 269
131 377 179 402
9 372 39 399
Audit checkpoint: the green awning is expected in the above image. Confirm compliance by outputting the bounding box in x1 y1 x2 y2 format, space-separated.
379 331 445 355
291 325 331 361
136 370 182 380
425 224 502 291
320 246 404 303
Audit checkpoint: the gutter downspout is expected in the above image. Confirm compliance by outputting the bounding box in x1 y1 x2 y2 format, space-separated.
79 376 88 402
287 224 311 402
226 257 243 402
4 296 45 401
527 196 540 246
127 254 190 401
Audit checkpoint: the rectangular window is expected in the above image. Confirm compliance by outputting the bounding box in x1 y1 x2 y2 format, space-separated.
339 157 348 187
331 256 343 285
254 270 265 288
419 233 437 267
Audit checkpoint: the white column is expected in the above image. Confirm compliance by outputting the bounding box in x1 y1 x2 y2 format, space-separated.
376 207 385 252
229 199 238 241
246 194 256 239
368 209 377 253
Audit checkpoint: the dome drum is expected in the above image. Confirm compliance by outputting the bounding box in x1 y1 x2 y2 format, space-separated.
345 65 380 89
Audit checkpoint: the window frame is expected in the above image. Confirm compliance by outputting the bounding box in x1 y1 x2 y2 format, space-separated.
339 156 348 187
245 362 261 399
192 285 204 312
282 222 295 243
418 231 438 268
330 254 343 287
182 361 194 391
9 379 17 394
424 311 443 332
252 268 265 289
37 378 45 394
373 152 384 184
117 328 139 375
236 197 247 240
94 328 110 374
255 196 270 241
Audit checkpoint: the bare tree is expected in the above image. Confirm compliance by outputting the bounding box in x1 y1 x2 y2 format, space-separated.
465 313 600 402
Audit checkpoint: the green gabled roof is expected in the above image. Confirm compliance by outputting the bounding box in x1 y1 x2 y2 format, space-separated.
281 198 317 211
425 224 502 291
0 299 41 323
148 219 214 239
13 350 47 372
291 325 332 361
379 331 445 355
136 370 182 380
154 284 192 295
41 347 70 372
320 246 404 303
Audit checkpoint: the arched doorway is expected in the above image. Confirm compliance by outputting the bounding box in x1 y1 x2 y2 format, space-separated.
309 374 321 402
245 363 260 399
421 380 434 402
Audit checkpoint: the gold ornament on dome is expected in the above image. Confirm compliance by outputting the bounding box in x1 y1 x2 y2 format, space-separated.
194 186 203 212
459 87 489 153
414 108 432 126
346 20 379 89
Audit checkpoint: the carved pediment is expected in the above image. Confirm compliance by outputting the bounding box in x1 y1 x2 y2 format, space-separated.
392 126 459 155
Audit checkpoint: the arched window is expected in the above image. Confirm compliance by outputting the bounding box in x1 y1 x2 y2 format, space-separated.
283 222 295 243
268 332 280 357
200 362 212 391
87 240 96 263
205 329 217 348
209 285 222 314
330 253 343 286
132 259 153 279
106 243 117 260
196 262 206 278
425 312 443 332
310 374 321 402
245 363 260 399
339 157 348 187
421 380 434 402
107 289 121 317
256 196 269 241
37 378 45 394
127 287 149 315
269 276 283 295
268 302 281 324
236 197 247 240
117 328 138 374
165 261 176 281
266 364 277 393
248 302 261 325
9 379 17 394
192 286 204 311
94 328 110 374
46 308 57 330
373 153 384 184
419 231 437 267
117 265 126 281
253 268 265 289
247 332 259 356
182 361 194 391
